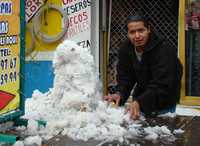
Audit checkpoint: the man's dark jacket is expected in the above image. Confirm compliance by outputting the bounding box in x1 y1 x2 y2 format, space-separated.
116 32 183 115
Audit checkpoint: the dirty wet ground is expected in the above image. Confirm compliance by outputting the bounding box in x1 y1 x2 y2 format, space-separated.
43 116 200 146
1 116 200 146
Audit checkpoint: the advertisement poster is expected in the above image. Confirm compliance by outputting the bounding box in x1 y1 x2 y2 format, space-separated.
25 0 44 22
0 0 20 115
62 0 91 48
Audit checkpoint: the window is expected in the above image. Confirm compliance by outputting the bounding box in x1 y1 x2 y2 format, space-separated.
179 0 200 105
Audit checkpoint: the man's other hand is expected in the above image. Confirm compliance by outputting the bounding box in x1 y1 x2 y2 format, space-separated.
125 101 140 120
103 93 121 106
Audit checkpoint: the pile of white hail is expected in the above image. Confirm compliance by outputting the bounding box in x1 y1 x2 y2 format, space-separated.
13 40 184 146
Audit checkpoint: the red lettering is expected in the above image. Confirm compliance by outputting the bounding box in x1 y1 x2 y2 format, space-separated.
83 11 88 21
26 1 32 7
65 12 89 28
34 0 43 7
69 17 73 27
74 15 78 24
30 5 37 12
78 14 83 22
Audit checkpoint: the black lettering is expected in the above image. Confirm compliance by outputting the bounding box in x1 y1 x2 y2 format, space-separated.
86 40 90 47
25 11 32 17
74 3 79 13
0 74 4 85
82 0 87 8
65 6 70 15
64 0 91 15
77 41 83 46
87 0 91 6
70 5 75 14
78 1 84 11
77 40 90 48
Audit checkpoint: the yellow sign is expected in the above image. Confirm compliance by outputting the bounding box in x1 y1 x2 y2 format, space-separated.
0 0 20 114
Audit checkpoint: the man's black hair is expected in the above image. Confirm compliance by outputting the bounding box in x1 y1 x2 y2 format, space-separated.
126 13 150 30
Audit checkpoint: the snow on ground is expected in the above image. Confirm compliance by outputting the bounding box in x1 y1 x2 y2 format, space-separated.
173 128 184 135
13 40 200 146
157 105 200 118
176 106 200 116
13 141 24 146
13 136 42 146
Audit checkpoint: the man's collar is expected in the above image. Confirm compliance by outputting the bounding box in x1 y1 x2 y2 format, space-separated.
143 31 164 53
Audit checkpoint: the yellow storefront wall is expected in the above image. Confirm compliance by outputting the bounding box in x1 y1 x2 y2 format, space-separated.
26 0 63 55
0 0 20 114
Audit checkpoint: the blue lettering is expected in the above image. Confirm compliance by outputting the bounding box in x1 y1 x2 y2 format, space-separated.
0 21 9 35
0 2 12 15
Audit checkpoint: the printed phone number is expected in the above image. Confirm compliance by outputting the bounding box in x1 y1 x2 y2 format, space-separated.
0 71 17 85
0 57 17 70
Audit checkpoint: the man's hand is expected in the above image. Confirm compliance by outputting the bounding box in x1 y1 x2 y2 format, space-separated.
125 101 140 120
103 93 121 106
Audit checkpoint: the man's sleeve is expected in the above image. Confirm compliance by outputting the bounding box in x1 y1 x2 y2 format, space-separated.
116 48 135 105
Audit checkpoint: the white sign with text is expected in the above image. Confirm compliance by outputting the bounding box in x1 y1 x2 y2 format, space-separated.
62 0 91 48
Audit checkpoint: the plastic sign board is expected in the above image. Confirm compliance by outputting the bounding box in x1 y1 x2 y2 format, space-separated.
25 0 44 22
0 0 23 118
62 0 91 48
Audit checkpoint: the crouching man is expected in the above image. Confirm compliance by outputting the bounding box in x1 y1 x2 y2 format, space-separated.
103 13 183 120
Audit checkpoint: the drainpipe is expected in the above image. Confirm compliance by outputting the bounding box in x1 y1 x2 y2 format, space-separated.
100 0 112 95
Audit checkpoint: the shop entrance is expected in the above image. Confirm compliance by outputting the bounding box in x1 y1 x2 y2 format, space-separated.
107 0 179 93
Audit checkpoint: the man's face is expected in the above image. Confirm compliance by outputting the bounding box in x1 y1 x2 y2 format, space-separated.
127 21 150 49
